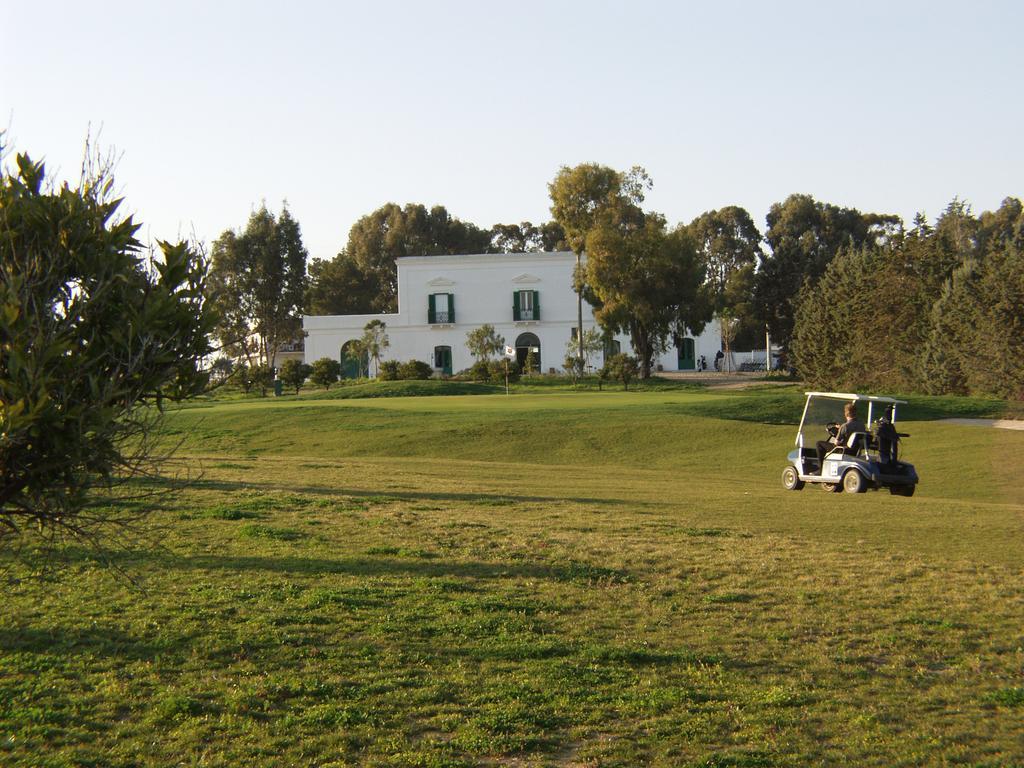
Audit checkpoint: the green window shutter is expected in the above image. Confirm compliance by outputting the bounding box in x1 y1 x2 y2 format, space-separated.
513 290 521 321
428 293 436 324
448 293 455 323
533 290 540 321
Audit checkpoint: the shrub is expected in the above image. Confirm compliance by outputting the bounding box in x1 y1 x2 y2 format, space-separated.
488 359 519 384
278 359 312 395
603 353 639 390
309 357 342 389
469 359 491 382
398 360 433 380
378 360 400 381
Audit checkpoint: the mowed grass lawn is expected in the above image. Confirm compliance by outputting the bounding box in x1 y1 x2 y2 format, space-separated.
2 384 1023 767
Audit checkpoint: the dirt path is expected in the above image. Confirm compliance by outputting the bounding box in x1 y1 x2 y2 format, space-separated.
944 418 1024 430
654 372 793 390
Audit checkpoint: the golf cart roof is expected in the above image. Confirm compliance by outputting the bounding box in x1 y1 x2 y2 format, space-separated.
804 391 907 405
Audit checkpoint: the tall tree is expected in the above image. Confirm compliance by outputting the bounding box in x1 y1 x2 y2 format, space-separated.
685 206 763 361
305 253 379 315
754 194 901 350
344 203 493 312
583 214 712 378
548 163 650 362
489 221 567 253
210 205 308 368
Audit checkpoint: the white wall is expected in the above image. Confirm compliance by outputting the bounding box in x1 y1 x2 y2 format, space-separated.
303 252 721 375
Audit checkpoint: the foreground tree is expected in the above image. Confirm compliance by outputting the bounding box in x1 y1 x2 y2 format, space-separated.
209 205 308 368
0 152 214 548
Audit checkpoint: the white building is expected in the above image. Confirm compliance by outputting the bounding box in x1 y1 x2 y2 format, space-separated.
303 252 721 377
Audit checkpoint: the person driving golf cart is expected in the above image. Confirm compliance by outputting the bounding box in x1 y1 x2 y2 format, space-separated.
815 402 864 472
782 391 919 495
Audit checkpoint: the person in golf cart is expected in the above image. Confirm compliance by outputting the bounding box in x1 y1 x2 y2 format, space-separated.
814 401 864 473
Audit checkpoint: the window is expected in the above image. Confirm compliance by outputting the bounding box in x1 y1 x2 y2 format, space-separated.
428 293 454 324
513 290 539 321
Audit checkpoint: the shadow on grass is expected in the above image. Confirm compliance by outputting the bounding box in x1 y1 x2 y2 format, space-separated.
0 625 194 661
52 546 632 586
131 475 631 508
179 553 631 585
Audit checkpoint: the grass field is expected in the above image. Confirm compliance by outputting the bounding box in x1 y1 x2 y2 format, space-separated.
2 383 1023 767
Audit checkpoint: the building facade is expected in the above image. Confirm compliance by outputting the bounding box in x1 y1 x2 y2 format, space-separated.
302 252 721 376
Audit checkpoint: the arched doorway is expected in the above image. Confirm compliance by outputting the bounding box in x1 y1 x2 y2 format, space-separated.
515 332 541 373
340 340 368 379
677 337 696 370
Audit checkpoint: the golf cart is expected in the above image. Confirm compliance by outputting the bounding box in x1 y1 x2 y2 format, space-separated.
782 392 919 495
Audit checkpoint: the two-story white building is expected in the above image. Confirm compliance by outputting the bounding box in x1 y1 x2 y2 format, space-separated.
302 251 721 377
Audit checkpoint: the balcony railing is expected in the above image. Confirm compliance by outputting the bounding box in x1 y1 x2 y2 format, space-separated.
432 311 452 324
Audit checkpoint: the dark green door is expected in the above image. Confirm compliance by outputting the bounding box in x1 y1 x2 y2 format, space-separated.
434 346 452 376
677 338 696 370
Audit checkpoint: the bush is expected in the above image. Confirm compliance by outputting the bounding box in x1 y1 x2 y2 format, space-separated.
398 360 433 380
310 357 342 389
278 359 312 395
488 359 519 384
378 360 400 381
468 359 491 382
603 353 639 390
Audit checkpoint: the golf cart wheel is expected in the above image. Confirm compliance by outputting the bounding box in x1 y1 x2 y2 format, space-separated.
842 469 867 494
782 466 804 491
820 481 841 493
889 485 916 497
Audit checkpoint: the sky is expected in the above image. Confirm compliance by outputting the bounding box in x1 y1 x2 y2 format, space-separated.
3 0 1022 261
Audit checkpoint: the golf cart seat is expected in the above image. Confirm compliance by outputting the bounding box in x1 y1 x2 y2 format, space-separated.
827 432 865 459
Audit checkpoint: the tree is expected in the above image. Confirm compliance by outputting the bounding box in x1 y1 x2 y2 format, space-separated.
310 357 342 390
489 221 567 252
564 354 584 386
248 364 275 397
0 152 214 549
523 348 538 375
564 327 603 372
754 194 901 351
790 197 1024 396
278 359 312 395
685 206 763 351
583 215 712 378
209 204 308 368
603 353 639 390
344 203 493 312
305 253 379 315
465 324 505 361
549 163 650 364
361 319 389 377
209 356 235 384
